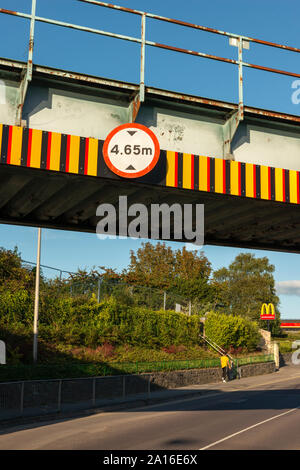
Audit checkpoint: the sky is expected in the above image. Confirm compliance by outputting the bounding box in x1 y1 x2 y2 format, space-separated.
0 0 300 318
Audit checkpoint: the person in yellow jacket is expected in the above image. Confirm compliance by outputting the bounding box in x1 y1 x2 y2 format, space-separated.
220 353 231 382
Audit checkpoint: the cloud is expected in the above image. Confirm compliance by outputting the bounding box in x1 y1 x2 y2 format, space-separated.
276 281 300 296
184 242 204 251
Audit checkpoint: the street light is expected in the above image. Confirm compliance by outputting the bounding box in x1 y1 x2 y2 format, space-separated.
33 227 42 363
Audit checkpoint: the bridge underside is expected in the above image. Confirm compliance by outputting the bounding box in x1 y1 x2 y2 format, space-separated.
1 58 300 252
1 164 300 253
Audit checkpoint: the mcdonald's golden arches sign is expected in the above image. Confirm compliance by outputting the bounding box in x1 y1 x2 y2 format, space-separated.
260 303 275 320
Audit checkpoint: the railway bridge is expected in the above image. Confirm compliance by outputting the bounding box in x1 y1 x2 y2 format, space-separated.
1 0 300 251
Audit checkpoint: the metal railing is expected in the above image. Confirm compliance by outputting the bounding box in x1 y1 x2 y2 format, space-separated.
1 0 300 124
21 259 76 281
0 355 274 421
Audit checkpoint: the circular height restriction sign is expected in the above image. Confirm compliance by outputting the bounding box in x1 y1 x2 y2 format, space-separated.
103 123 160 178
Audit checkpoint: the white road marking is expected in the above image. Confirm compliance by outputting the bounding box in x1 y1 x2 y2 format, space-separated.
199 406 300 450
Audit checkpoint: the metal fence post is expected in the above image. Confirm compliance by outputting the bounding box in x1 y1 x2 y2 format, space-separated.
163 291 166 310
92 378 96 405
123 375 126 399
140 13 146 102
33 227 42 363
58 380 62 412
20 381 24 416
97 279 101 303
16 0 37 125
238 36 244 121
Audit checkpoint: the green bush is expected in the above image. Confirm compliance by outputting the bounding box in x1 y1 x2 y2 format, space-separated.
95 297 203 347
0 289 33 325
204 312 260 351
278 341 293 353
0 293 203 352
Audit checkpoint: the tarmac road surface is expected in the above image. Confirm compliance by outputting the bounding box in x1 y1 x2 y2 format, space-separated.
1 365 300 450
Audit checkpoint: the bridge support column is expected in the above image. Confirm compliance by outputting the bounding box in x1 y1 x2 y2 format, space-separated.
222 110 241 159
16 0 36 126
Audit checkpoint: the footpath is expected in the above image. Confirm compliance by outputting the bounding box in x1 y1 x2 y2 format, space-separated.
1 363 299 430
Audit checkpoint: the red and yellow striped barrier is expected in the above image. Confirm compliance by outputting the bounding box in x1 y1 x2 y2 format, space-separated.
0 124 102 177
165 151 300 204
1 123 299 205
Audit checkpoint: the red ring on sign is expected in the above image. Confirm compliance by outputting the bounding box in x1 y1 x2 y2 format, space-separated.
103 123 160 178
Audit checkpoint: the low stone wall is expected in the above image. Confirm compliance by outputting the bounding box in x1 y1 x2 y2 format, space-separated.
238 361 275 378
279 352 293 366
148 361 275 389
149 367 222 390
0 360 276 422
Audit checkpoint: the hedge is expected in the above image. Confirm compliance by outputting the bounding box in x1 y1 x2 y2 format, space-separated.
204 312 259 351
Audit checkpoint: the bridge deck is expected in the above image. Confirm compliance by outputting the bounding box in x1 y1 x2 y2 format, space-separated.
0 58 300 252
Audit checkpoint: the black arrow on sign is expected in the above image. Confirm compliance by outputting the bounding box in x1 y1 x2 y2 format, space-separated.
127 131 137 136
126 165 136 170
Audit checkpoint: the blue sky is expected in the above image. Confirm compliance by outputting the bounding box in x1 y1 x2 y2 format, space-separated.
1 0 300 318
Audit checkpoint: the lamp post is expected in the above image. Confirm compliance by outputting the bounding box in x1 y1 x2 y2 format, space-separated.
33 227 42 363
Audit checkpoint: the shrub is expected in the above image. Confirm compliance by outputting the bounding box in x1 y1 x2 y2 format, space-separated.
1 292 203 353
205 312 259 352
0 289 33 324
162 344 187 354
96 342 115 358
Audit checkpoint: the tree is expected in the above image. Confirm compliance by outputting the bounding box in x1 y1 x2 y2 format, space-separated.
212 253 281 333
123 242 213 302
172 247 213 301
0 246 35 291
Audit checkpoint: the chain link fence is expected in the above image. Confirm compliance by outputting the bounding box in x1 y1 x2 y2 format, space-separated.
71 279 200 315
20 259 203 315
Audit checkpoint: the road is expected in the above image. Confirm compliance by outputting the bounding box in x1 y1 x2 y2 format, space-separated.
1 365 300 450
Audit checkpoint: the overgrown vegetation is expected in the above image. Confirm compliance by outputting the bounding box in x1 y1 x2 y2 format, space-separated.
0 244 283 368
204 312 260 352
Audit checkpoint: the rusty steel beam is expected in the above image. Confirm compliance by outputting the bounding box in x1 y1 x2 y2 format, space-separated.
146 40 238 66
33 63 138 92
2 55 300 129
0 8 31 19
2 0 300 118
77 0 300 54
242 60 300 79
146 13 300 54
77 0 144 16
244 106 300 124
